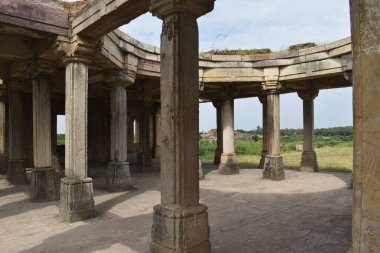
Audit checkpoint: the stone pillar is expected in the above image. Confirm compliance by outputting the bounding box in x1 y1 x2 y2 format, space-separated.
150 0 214 252
351 1 380 252
212 100 223 165
105 70 133 192
57 36 95 222
218 99 239 175
259 96 268 169
31 60 59 201
8 90 26 184
138 100 153 172
0 89 8 175
298 90 319 172
263 90 285 181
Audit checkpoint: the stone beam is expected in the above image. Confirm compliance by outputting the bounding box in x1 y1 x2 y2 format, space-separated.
0 34 34 61
0 0 68 36
72 0 150 38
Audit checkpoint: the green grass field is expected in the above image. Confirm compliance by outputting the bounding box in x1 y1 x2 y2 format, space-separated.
200 138 353 173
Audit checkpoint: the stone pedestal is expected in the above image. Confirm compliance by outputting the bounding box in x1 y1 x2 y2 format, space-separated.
0 155 8 175
7 159 26 184
263 155 285 181
30 167 59 201
199 157 204 180
138 152 153 172
150 204 211 253
300 151 319 172
106 162 132 192
59 177 95 222
219 153 239 175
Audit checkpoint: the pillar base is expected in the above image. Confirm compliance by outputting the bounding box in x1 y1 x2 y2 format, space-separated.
259 149 268 169
213 147 221 165
218 153 239 175
263 155 285 181
138 152 153 172
150 204 211 253
199 158 204 180
59 177 95 222
30 167 60 201
106 162 132 192
0 155 8 175
300 151 319 172
7 159 26 184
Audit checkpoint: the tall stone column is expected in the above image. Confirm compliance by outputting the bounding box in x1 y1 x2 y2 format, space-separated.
298 90 319 172
259 96 268 169
0 89 8 175
57 36 95 222
31 60 59 201
150 0 214 252
212 100 223 165
351 1 380 252
263 90 285 180
105 70 133 192
218 99 239 174
8 88 27 184
138 99 153 172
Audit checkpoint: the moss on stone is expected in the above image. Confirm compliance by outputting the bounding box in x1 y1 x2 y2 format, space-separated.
288 43 318 51
206 48 272 56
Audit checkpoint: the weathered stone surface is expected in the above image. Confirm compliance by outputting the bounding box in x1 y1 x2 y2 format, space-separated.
30 167 60 201
259 95 268 169
138 152 153 172
263 155 285 181
151 204 211 252
106 162 132 192
219 153 239 175
199 157 204 180
300 151 319 173
351 0 380 252
59 177 95 222
7 159 26 184
0 155 8 175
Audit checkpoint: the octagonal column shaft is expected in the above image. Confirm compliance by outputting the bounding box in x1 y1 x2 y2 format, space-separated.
8 91 27 184
218 99 239 174
351 0 380 251
298 90 319 172
106 79 132 192
0 90 8 175
150 1 214 251
138 101 153 172
212 100 223 165
263 91 284 180
259 96 268 169
31 71 59 201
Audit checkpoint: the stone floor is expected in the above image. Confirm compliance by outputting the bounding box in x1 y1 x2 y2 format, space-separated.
0 166 352 253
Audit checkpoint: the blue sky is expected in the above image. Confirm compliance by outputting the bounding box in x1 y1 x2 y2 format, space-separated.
58 0 352 133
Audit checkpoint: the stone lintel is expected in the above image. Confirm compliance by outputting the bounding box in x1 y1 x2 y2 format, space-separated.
298 89 319 101
151 204 211 252
150 0 215 19
59 177 95 222
263 155 285 181
219 153 239 175
300 151 319 172
106 162 132 192
104 69 134 88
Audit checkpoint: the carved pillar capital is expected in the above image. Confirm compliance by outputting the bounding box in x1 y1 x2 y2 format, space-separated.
151 0 215 19
298 89 319 101
32 59 56 79
258 95 266 104
55 35 96 64
212 99 223 109
104 69 134 88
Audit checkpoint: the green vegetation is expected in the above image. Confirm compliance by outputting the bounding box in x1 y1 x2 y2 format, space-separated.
288 42 318 51
200 126 353 173
205 48 272 55
57 134 65 145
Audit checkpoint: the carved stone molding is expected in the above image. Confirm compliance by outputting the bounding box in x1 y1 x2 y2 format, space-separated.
55 35 96 64
151 0 215 19
104 69 134 88
298 89 319 101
